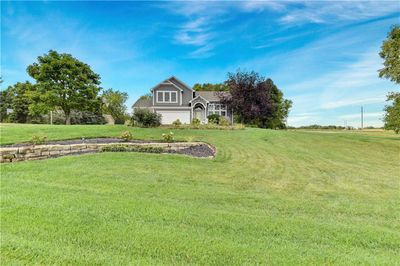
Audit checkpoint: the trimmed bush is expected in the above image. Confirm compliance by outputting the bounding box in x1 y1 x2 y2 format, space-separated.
219 117 229 126
119 131 133 142
30 135 47 145
191 118 200 126
207 114 220 124
172 119 182 128
162 132 174 143
132 109 161 127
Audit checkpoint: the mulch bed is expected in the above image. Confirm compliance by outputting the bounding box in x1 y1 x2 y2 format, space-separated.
170 144 215 158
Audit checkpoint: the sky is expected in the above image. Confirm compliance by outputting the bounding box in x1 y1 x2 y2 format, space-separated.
1 1 399 127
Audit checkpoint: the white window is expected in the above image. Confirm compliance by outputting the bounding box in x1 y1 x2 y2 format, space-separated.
157 91 163 102
208 103 227 116
156 91 178 103
171 92 177 102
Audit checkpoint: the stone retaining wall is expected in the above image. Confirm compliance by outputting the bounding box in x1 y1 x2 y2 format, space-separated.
0 142 210 163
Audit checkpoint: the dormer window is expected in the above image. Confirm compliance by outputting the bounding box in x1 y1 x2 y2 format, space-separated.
156 91 178 103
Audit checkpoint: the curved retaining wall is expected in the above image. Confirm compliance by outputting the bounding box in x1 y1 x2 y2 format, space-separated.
0 142 213 163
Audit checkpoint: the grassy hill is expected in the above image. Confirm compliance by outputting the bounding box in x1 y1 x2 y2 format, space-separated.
1 124 399 264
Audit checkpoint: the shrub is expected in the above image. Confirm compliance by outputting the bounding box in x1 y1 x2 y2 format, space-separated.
30 135 47 145
124 119 133 127
191 118 201 126
219 117 229 126
101 144 164 153
172 119 182 128
119 131 133 142
70 110 106 125
114 116 127 125
233 123 245 130
36 110 106 125
207 114 220 124
132 109 161 127
205 123 219 129
162 131 174 143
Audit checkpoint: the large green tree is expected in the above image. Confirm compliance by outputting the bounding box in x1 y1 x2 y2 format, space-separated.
379 25 400 84
0 82 33 123
379 26 400 133
383 92 400 133
27 50 102 124
101 88 128 124
220 70 292 128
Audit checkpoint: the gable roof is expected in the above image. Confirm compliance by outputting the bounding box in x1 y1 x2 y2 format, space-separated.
189 95 209 104
167 76 194 92
150 76 193 92
196 91 230 102
132 97 153 108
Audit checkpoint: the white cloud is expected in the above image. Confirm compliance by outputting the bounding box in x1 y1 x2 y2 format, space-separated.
239 1 287 12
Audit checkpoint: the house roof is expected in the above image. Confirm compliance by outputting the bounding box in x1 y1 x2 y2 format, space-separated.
189 95 209 104
196 91 230 102
150 76 193 92
167 76 194 92
132 97 153 108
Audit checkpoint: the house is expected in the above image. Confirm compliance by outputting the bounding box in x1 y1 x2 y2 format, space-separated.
132 76 232 124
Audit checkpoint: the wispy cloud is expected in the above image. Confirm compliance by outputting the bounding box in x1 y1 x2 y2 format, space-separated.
322 96 386 110
239 1 287 12
239 1 400 25
174 17 213 46
159 1 232 58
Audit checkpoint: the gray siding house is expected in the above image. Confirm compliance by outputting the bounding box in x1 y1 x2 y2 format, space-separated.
133 76 232 125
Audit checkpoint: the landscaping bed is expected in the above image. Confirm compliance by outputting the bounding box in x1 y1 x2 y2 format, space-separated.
0 140 215 163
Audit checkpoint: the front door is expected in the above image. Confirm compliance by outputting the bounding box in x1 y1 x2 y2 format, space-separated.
194 108 205 123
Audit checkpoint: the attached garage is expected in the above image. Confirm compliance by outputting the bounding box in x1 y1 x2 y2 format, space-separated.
156 110 191 124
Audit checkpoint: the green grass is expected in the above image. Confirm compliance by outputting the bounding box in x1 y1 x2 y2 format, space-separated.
1 124 400 264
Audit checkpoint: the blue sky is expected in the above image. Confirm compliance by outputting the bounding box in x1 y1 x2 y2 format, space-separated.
1 1 399 127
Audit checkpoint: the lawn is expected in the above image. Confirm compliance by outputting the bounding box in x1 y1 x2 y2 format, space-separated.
1 124 399 264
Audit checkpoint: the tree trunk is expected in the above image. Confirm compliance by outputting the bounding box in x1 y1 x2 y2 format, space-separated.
65 111 71 125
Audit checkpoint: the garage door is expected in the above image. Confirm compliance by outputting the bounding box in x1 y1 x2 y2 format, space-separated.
156 110 191 124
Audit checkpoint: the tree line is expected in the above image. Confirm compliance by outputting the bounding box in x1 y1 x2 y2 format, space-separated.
0 50 128 125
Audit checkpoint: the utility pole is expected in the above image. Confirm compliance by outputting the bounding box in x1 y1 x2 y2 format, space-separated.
361 106 363 130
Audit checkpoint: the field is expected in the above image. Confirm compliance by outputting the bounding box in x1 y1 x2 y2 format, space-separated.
1 124 399 264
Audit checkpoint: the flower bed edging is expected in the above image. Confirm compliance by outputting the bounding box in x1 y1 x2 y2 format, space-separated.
0 142 215 163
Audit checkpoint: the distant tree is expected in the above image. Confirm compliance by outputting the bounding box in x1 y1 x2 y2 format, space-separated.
383 92 400 133
0 82 33 123
220 70 291 128
101 88 128 124
193 83 228 91
27 50 102 124
379 25 400 84
0 88 12 122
